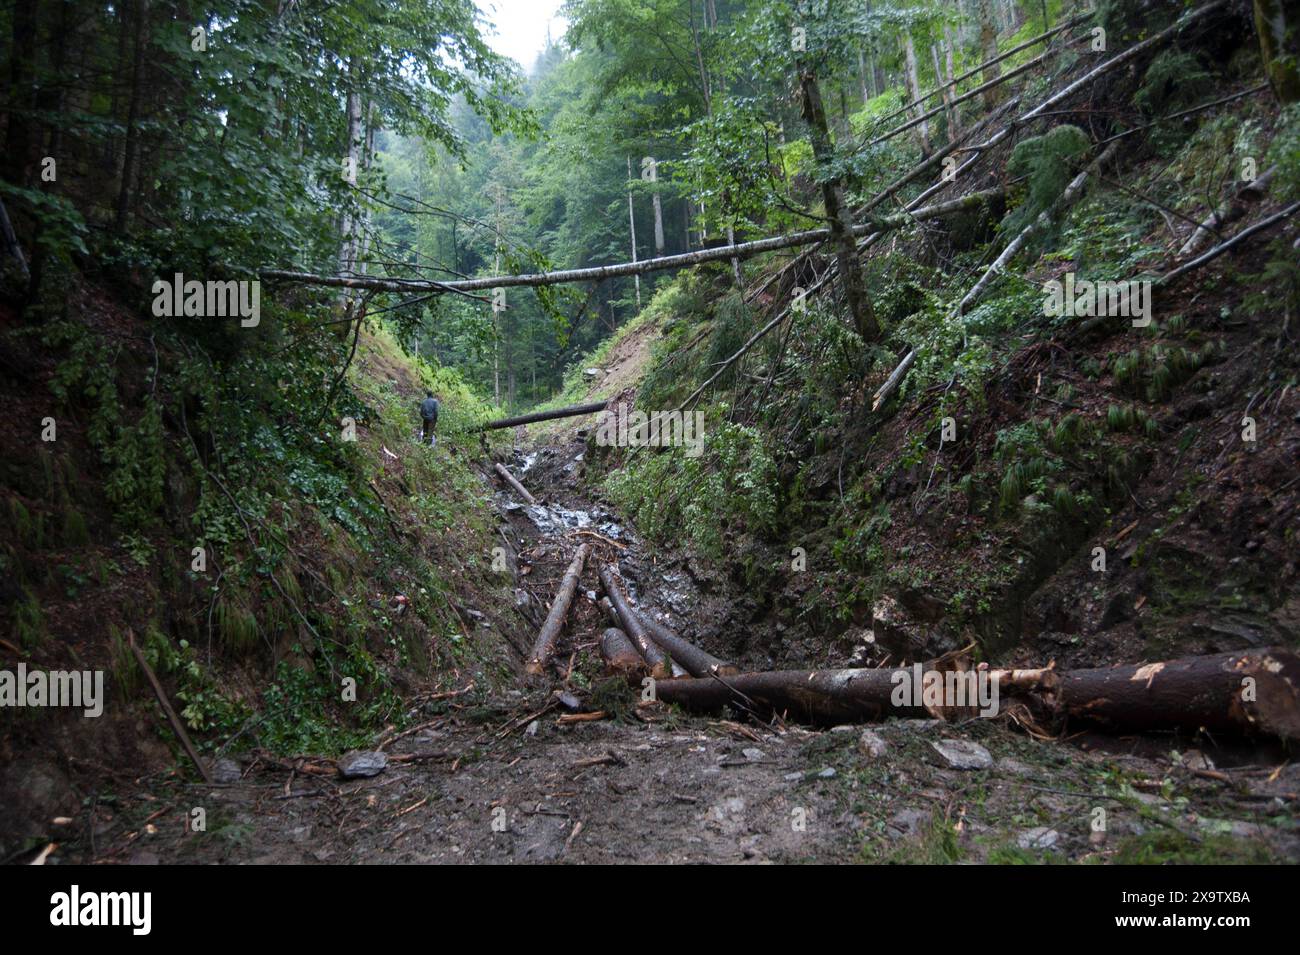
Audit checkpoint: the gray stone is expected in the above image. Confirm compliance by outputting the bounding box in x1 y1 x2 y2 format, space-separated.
858 729 888 758
930 739 993 770
337 750 388 779
742 747 767 762
1017 827 1059 850
211 758 242 784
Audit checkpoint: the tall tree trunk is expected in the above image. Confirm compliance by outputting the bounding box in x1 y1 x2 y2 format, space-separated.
5 0 39 187
651 187 665 256
115 0 150 232
1255 0 1300 103
977 0 1002 110
798 65 879 341
337 76 363 278
931 43 959 138
626 156 641 309
903 34 932 156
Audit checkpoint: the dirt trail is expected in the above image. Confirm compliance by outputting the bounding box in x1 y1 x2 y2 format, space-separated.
85 431 1300 865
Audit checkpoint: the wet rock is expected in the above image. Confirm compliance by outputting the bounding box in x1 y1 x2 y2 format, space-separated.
887 808 929 838
930 739 993 770
211 758 242 784
1180 749 1215 771
858 729 888 759
554 691 583 712
337 751 388 779
1017 827 1059 850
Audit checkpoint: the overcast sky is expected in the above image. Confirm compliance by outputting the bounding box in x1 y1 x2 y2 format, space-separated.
478 0 568 72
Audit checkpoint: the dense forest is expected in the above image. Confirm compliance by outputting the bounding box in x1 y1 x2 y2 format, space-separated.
2 0 1300 882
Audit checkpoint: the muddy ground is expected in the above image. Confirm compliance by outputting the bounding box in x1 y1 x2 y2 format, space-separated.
57 430 1300 866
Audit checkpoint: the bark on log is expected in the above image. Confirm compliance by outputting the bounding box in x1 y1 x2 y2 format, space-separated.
1159 200 1300 288
1176 168 1275 257
640 616 737 678
265 189 1000 300
524 543 589 676
655 667 932 724
598 597 686 676
477 401 610 431
597 565 669 679
1056 649 1300 739
599 627 646 680
493 462 537 505
652 649 1300 740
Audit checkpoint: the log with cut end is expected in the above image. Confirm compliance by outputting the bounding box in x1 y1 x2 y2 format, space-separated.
640 617 737 678
599 627 646 680
599 598 686 677
597 565 669 679
477 401 610 432
651 649 1300 740
1056 649 1300 740
524 543 589 676
493 462 537 505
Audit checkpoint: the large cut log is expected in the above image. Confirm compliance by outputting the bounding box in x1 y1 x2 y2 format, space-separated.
597 565 669 679
597 583 736 677
493 462 537 505
598 599 686 677
1056 649 1300 739
640 617 737 678
477 401 610 432
599 627 646 681
654 667 932 724
524 543 589 676
652 649 1300 739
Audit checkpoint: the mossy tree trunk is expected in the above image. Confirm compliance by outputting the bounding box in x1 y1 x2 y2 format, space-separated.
1255 0 1300 104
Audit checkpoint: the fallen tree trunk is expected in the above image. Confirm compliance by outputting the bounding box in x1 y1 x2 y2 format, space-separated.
1056 649 1300 739
651 649 1300 739
524 543 589 676
1158 199 1300 287
267 189 1002 300
959 141 1120 315
640 617 738 678
493 462 537 505
676 191 1002 412
1177 169 1275 257
597 565 669 679
477 401 609 431
129 631 214 783
599 627 646 681
599 597 686 676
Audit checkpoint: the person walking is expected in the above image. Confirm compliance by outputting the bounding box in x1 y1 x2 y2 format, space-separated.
419 391 440 447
